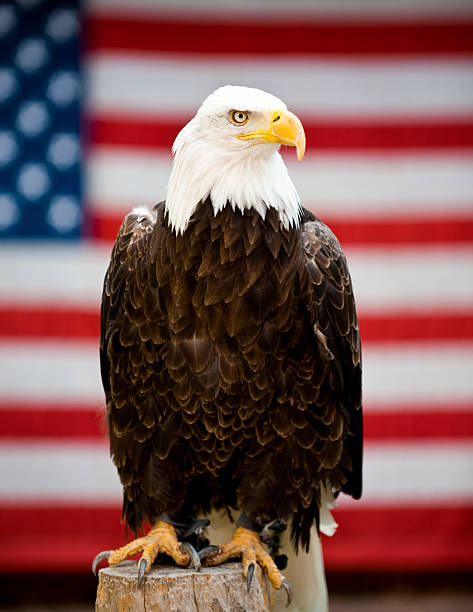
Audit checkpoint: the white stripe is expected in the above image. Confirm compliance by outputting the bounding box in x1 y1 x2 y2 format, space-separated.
1 244 473 311
88 149 171 209
87 56 473 117
0 443 121 502
302 155 473 217
1 340 472 407
0 341 102 402
363 342 473 406
87 0 473 20
346 246 473 312
88 149 473 218
343 442 473 505
0 441 471 503
0 242 109 306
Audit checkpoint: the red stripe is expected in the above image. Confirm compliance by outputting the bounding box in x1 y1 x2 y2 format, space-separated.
89 115 184 151
324 505 473 570
0 306 100 339
365 409 473 441
327 216 473 246
0 404 106 440
1 403 472 441
0 504 471 571
0 505 123 572
86 16 473 55
84 210 473 247
359 311 473 342
88 115 473 152
1 306 472 342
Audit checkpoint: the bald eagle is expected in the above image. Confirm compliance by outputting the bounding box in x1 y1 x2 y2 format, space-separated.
93 86 362 611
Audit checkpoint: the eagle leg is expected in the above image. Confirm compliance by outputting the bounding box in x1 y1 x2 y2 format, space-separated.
205 526 293 606
92 520 195 580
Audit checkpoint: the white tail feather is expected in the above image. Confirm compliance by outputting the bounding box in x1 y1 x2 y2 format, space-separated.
319 482 339 538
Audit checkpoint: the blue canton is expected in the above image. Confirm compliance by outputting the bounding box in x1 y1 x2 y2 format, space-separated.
0 0 82 239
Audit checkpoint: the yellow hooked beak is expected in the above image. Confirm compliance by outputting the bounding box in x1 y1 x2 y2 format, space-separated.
237 109 306 161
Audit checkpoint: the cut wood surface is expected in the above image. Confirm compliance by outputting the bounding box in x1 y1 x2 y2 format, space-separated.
95 560 271 611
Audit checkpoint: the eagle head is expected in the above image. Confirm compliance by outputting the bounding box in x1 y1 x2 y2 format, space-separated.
191 85 305 162
166 85 305 234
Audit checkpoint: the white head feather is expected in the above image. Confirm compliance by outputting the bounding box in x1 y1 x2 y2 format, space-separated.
165 85 302 234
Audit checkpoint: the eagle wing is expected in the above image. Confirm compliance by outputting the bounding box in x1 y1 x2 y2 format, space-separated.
301 207 363 501
100 206 158 400
100 204 182 529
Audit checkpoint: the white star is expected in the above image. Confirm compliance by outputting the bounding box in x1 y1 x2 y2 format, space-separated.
0 194 20 231
16 100 50 138
46 9 78 43
16 0 43 9
15 38 49 74
0 6 17 38
0 69 18 103
0 131 18 166
47 195 81 233
47 71 80 107
17 163 51 201
47 133 80 170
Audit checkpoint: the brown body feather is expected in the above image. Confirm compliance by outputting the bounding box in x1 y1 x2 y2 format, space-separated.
100 200 362 551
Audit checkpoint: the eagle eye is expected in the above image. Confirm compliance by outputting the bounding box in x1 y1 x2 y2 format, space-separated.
231 110 249 125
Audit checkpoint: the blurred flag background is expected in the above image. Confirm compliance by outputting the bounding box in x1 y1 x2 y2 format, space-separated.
1 0 473 581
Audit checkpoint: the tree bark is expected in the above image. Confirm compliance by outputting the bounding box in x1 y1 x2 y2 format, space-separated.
96 560 271 611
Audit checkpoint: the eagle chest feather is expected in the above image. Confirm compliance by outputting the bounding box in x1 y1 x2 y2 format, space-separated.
153 201 326 431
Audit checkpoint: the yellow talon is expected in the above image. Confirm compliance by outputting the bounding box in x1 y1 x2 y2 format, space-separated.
99 521 191 576
205 526 285 590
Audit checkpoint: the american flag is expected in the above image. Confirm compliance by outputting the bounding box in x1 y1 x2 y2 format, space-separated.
1 0 473 574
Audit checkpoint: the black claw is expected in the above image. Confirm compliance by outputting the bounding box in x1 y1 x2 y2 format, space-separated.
246 562 255 592
180 542 201 570
138 558 148 584
197 545 219 562
92 550 111 576
281 578 294 607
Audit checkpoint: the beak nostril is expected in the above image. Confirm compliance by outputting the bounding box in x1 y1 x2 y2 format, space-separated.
273 115 281 124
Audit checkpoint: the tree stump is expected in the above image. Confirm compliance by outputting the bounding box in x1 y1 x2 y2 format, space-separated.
95 560 271 611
